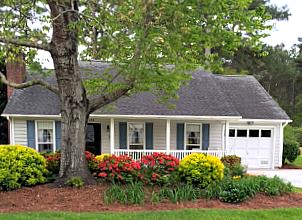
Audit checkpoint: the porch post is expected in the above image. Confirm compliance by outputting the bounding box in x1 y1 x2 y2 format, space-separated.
110 118 115 154
225 121 229 156
166 119 171 154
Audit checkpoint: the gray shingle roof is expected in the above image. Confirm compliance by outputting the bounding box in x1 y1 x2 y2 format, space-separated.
3 62 290 120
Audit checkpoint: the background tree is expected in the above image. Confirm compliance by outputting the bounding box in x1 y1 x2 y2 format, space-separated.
0 0 272 183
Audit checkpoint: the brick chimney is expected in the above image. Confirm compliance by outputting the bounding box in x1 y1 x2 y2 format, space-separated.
6 54 26 98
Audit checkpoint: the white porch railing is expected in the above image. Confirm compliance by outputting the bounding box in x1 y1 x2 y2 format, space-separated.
113 149 225 161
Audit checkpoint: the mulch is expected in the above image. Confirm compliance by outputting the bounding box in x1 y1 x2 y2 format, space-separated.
1 184 302 213
281 164 302 169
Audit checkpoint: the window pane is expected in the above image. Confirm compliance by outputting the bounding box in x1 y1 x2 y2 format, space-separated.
237 129 247 137
249 129 259 137
86 124 95 142
128 123 144 145
38 144 53 153
37 121 53 143
261 130 271 137
186 124 200 145
229 129 235 137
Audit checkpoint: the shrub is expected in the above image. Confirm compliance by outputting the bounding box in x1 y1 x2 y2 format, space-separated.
43 152 61 177
103 182 144 205
218 179 252 203
178 153 224 188
283 141 300 164
283 126 300 164
65 176 84 188
253 175 293 196
95 154 111 161
224 163 246 178
221 155 241 167
0 145 48 191
204 175 293 204
42 151 99 176
85 151 99 174
139 153 179 185
97 155 141 184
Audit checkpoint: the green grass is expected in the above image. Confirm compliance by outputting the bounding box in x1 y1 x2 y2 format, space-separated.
1 209 302 220
293 187 302 193
292 155 302 166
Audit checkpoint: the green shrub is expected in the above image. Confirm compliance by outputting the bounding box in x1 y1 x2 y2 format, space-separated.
0 145 48 191
283 141 300 164
221 155 241 167
65 176 84 188
283 126 300 164
178 153 224 188
253 175 293 196
103 182 145 205
204 175 293 204
224 163 246 178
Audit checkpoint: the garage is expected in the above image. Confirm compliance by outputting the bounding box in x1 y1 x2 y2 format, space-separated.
227 127 274 169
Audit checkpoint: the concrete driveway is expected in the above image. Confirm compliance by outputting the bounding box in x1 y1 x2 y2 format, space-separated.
247 169 302 188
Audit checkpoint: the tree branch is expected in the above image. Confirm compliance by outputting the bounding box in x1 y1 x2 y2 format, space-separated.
88 81 134 114
0 71 59 94
0 38 51 51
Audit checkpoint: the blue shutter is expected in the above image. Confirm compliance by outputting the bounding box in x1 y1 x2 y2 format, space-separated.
55 121 61 151
202 124 210 150
119 122 127 149
145 122 153 149
176 123 184 150
27 120 36 149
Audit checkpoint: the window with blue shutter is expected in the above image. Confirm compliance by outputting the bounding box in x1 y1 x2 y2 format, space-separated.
202 124 210 150
176 123 184 150
145 122 153 149
119 122 127 149
27 120 36 149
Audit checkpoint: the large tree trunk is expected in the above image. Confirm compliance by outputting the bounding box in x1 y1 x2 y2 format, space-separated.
48 0 94 184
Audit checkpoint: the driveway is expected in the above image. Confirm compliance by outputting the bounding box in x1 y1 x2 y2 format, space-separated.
247 169 302 188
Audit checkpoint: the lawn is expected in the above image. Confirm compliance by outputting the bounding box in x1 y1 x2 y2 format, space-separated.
291 155 302 166
1 209 302 220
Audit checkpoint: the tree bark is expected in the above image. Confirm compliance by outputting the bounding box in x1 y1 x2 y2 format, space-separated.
48 0 94 184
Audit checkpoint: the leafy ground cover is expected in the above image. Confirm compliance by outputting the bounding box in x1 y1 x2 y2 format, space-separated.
1 208 302 220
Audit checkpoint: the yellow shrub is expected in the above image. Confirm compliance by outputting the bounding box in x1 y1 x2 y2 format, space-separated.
0 145 48 191
178 153 224 188
95 154 111 161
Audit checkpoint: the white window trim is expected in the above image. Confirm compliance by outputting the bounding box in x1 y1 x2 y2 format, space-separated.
127 122 145 150
35 120 56 153
184 123 202 150
229 127 273 138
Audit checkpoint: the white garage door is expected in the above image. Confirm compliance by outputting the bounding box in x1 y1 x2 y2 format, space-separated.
228 127 273 169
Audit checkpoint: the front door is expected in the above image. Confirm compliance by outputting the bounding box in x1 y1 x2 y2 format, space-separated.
85 123 102 155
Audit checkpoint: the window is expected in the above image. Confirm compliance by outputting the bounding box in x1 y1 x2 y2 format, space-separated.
249 129 259 137
237 129 247 137
229 129 235 137
261 130 271 137
37 121 54 152
128 122 144 149
186 124 201 150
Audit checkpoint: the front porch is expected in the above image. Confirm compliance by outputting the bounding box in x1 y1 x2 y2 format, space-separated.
87 116 232 161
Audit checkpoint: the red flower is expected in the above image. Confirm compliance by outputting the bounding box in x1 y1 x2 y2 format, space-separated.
98 172 107 177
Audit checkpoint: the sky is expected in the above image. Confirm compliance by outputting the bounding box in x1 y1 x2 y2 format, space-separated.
39 0 302 69
263 0 302 48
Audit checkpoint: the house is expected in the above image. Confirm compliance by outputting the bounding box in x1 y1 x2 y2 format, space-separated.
1 61 291 169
